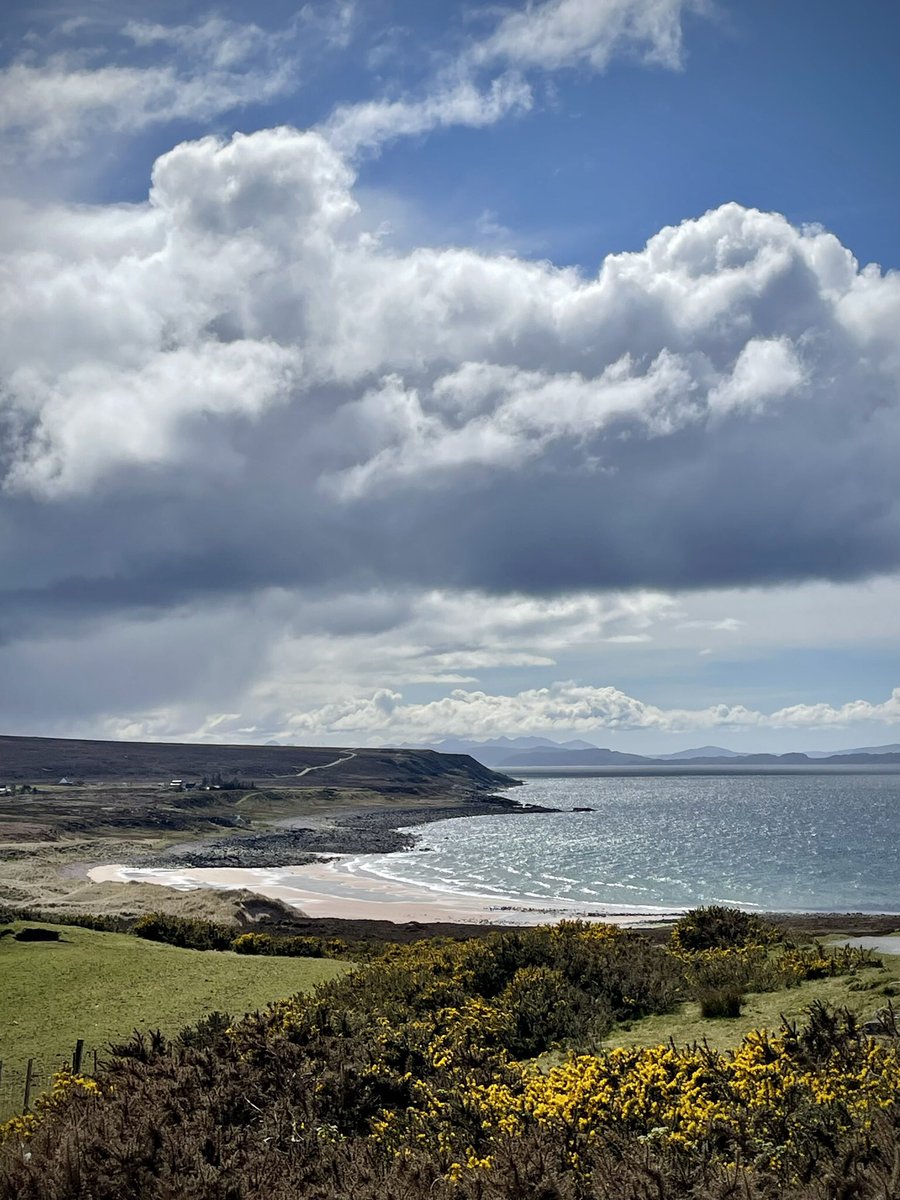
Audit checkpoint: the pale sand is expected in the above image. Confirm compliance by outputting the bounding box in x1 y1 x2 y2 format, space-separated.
87 861 681 926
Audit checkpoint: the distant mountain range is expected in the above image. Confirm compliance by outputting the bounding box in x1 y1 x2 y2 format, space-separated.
408 736 600 767
654 745 745 760
404 736 900 770
804 743 900 759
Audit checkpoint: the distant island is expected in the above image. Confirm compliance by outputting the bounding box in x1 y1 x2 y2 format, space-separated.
410 735 900 770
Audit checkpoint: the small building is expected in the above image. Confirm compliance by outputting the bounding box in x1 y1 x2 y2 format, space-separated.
168 779 184 790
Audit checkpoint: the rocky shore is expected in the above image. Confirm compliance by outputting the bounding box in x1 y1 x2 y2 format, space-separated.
138 795 558 869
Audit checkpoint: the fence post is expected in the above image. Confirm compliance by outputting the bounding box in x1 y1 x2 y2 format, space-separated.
23 1059 34 1113
73 1039 85 1074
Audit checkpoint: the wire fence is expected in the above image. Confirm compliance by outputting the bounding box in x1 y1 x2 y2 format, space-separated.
0 1041 101 1120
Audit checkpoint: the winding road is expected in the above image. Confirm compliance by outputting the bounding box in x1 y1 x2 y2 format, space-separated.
295 752 357 778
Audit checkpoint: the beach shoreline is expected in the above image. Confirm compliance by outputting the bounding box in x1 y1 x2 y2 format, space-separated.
87 858 681 927
85 791 680 927
0 790 547 924
85 859 900 934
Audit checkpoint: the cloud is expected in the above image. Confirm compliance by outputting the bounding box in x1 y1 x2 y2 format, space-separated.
2 568 900 745
2 127 900 633
473 0 699 73
122 15 284 67
0 14 302 161
1 7 896 750
5 339 300 495
1 572 899 746
0 583 675 740
282 682 900 740
707 337 805 416
677 617 743 631
328 350 716 496
323 0 699 156
324 72 533 158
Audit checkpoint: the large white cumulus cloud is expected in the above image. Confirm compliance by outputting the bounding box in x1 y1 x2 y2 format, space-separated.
2 125 900 622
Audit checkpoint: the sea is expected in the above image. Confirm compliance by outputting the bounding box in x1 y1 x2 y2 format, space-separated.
311 770 900 915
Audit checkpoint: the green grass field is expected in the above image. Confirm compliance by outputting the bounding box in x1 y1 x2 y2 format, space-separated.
0 922 349 1117
603 949 900 1052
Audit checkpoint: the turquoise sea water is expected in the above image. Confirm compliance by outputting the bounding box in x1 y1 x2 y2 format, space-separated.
330 772 900 914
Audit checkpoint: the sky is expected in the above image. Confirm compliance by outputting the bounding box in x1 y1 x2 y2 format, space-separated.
1 0 900 753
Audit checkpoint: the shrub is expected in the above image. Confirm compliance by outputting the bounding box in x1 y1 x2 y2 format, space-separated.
498 965 611 1055
132 913 351 958
670 905 781 953
682 944 790 996
231 931 278 955
176 1011 234 1050
0 906 130 933
131 912 236 950
698 984 744 1018
13 927 60 942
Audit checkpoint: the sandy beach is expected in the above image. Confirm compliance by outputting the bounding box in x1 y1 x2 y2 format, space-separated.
88 860 683 927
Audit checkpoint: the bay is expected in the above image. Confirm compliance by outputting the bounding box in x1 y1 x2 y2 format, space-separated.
327 771 900 914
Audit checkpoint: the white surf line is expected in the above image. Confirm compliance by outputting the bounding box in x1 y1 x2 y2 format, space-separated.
295 751 357 778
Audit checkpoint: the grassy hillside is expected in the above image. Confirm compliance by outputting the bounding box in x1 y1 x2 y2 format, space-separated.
0 922 349 1117
0 733 512 790
603 946 900 1051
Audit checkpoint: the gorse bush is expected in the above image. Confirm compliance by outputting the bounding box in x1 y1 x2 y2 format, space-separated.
0 905 129 933
675 934 877 1000
499 965 613 1055
232 931 350 958
133 912 357 958
0 912 893 1199
175 1010 234 1050
131 911 236 950
669 905 783 953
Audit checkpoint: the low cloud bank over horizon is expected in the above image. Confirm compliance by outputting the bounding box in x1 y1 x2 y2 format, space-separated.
10 675 900 752
283 683 900 744
3 575 899 749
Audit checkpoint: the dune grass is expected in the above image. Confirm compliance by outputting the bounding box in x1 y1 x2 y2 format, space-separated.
0 921 349 1116
602 951 900 1052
